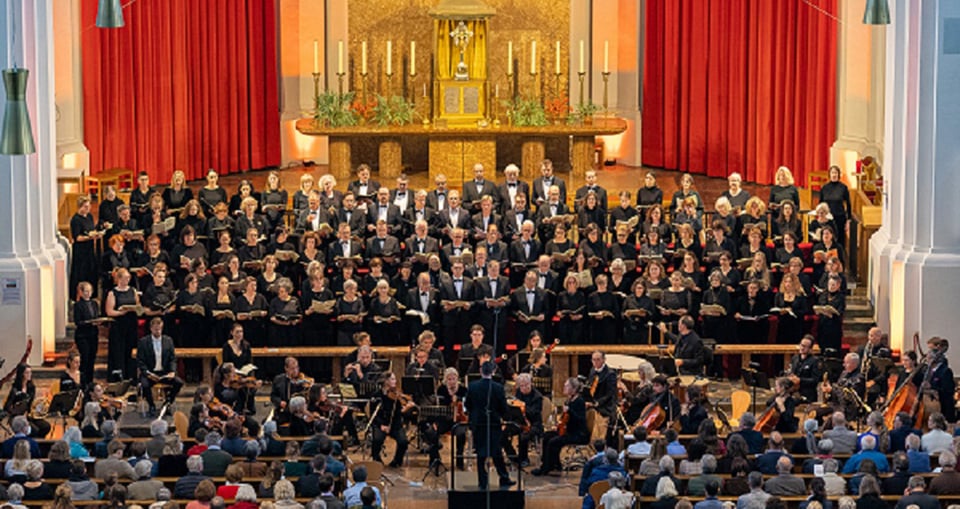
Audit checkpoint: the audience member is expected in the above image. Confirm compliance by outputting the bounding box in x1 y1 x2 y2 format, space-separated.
763 456 805 496
929 450 960 495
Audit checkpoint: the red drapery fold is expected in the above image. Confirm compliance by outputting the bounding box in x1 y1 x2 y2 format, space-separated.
81 0 281 182
642 0 837 186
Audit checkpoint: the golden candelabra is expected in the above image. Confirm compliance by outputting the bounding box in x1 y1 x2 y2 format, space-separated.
336 71 346 96
601 71 611 113
360 71 369 106
577 71 586 106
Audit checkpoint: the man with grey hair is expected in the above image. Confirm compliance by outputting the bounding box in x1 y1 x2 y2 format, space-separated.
687 454 722 496
579 448 626 509
763 456 805 496
199 432 231 476
95 420 119 458
127 460 163 500
1 416 40 458
895 475 939 509
173 455 210 498
843 434 889 473
929 450 960 494
824 353 866 422
802 438 838 473
823 411 857 454
731 412 763 454
821 458 846 496
640 455 677 496
145 419 168 458
736 471 770 509
599 470 635 509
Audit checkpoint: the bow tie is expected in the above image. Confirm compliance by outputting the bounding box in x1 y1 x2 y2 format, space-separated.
421 292 428 297
544 178 553 184
396 192 406 198
475 180 484 185
526 290 535 294
454 279 463 283
418 239 424 244
508 183 517 187
524 241 531 246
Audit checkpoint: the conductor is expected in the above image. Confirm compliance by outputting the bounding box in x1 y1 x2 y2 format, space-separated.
465 361 516 490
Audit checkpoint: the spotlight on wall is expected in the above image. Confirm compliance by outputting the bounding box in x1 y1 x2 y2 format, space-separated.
0 68 36 155
96 0 125 28
862 0 890 25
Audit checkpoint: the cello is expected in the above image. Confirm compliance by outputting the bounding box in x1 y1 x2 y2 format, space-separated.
634 390 668 432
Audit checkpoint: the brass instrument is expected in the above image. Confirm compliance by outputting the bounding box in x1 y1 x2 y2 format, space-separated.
30 394 51 419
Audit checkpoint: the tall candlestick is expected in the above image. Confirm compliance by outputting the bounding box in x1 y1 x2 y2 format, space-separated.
495 83 499 98
313 40 319 75
507 41 513 76
337 40 344 75
603 40 609 73
555 41 561 75
361 41 368 75
530 40 536 75
579 40 585 74
386 40 393 76
410 41 416 76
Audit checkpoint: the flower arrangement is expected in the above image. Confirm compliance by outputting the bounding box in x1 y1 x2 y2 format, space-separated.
371 95 416 126
575 101 600 122
545 95 572 123
314 91 358 127
501 96 548 127
350 97 377 123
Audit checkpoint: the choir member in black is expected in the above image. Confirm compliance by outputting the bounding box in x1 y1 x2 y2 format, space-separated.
141 268 176 332
101 235 132 294
760 377 798 433
678 251 706 299
821 352 866 422
334 279 365 346
144 194 173 250
670 173 703 218
268 227 298 278
704 220 737 268
403 271 439 345
371 373 413 468
361 258 390 302
206 202 235 249
638 172 664 210
501 373 543 467
816 276 846 353
659 315 706 376
70 196 101 297
774 232 802 268
534 185 569 243
267 279 300 374
98 185 122 229
608 258 633 298
104 268 140 379
739 227 771 265
162 170 192 210
622 279 656 342
270 357 313 424
768 166 799 210
129 171 154 218
107 204 144 259
660 271 693 326
474 259 511 351
307 384 360 445
293 173 316 217
235 277 269 346
643 261 669 302
329 260 359 296
73 282 100 386
3 364 51 439
785 256 813 297
298 232 325 276
577 192 606 232
365 280 401 346
344 346 382 392
812 226 845 283
678 384 710 435
532 377 588 476
544 222 575 270
921 337 956 422
175 201 207 245
587 275 619 343
349 164 381 201
808 203 836 244
738 198 768 246
673 197 703 236
773 273 807 345
438 260 474 365
609 191 639 237
743 251 772 293
255 255 281 302
701 270 732 344
772 201 802 245
260 171 287 230
301 270 335 350
175 272 208 346
61 350 83 396
610 225 638 262
788 336 822 404
207 276 237 346
510 271 549 350
734 280 770 344
237 228 267 268
584 351 619 444
819 165 851 246
137 318 184 414
715 251 742 294
228 180 259 216
639 229 666 261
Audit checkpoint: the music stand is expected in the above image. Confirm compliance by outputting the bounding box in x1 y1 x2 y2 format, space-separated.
105 380 131 398
646 354 677 377
457 358 474 377
821 357 844 383
742 368 770 415
49 390 80 418
402 376 435 402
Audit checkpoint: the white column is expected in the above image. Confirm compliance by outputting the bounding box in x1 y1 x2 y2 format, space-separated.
0 0 68 363
53 0 89 183
869 0 960 369
592 0 642 167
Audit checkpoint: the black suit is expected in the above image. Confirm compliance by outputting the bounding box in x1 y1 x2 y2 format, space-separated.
364 235 401 264
389 190 413 214
346 179 380 201
574 185 608 211
440 242 472 271
438 276 475 364
402 206 438 238
531 176 567 206
296 207 331 233
510 286 549 350
585 365 618 419
437 207 472 238
665 329 706 375
136 335 183 409
507 238 542 287
466 377 511 489
404 235 441 272
497 181 531 215
426 190 449 213
501 209 531 243
533 201 570 242
366 203 402 236
461 180 499 212
326 239 363 266
333 208 367 236
405 288 440 342
474 276 511 353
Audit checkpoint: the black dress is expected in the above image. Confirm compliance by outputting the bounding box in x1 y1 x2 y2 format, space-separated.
268 296 301 347
73 298 100 386
700 286 732 343
555 290 586 344
207 292 236 346
70 213 99 296
587 291 619 343
816 290 846 352
175 289 208 348
198 187 228 217
222 341 253 368
622 294 657 343
301 285 336 346
774 293 807 344
107 286 139 379
234 292 269 346
819 181 851 245
334 297 365 346
367 297 402 346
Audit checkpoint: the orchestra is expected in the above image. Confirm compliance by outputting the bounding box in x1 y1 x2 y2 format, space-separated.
39 160 960 500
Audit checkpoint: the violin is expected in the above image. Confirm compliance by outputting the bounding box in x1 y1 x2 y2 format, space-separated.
207 398 236 420
386 388 414 406
100 396 125 410
317 398 346 418
226 375 261 390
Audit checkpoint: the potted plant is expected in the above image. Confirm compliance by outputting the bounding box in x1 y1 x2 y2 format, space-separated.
371 95 416 126
545 96 572 125
575 101 600 125
314 91 358 128
501 96 548 127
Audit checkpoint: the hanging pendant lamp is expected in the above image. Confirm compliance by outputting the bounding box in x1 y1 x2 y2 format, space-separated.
863 0 890 25
0 68 35 155
96 0 125 28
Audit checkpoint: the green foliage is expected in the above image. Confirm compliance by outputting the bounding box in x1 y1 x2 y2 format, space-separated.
501 97 548 127
576 101 600 119
314 91 358 127
371 95 416 126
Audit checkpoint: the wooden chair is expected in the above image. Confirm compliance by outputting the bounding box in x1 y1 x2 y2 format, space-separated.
589 479 611 507
173 411 189 440
728 389 751 428
353 460 385 484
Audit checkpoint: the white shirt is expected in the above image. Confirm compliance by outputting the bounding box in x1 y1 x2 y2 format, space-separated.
525 288 536 311
341 241 351 258
419 291 430 311
151 336 163 371
449 208 460 226
489 279 498 296
922 429 954 454
393 192 408 212
506 182 518 203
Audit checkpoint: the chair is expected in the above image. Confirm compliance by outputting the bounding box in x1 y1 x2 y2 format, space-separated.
589 479 611 507
354 460 384 484
560 407 597 474
173 410 189 440
729 389 752 428
367 479 387 509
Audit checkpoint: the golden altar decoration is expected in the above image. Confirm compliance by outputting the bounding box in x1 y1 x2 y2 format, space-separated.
429 0 495 126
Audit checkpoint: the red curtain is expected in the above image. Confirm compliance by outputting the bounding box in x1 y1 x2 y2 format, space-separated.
641 0 837 185
81 0 281 182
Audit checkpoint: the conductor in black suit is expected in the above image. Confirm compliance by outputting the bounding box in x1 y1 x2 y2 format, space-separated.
137 317 184 415
465 361 515 490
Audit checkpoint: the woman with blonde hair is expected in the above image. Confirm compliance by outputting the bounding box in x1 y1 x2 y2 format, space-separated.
105 267 140 378
261 171 288 230
163 169 193 212
293 173 316 217
774 272 807 345
769 166 799 213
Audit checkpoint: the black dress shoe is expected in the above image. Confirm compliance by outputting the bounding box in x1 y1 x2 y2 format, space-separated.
530 468 544 476
499 477 516 488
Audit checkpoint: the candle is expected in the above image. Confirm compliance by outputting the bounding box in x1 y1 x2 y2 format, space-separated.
313 40 319 75
495 84 500 98
603 40 609 73
530 40 536 75
410 41 416 76
386 40 392 75
579 40 585 74
337 40 343 75
361 41 368 75
423 83 427 97
555 41 561 75
507 41 513 75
